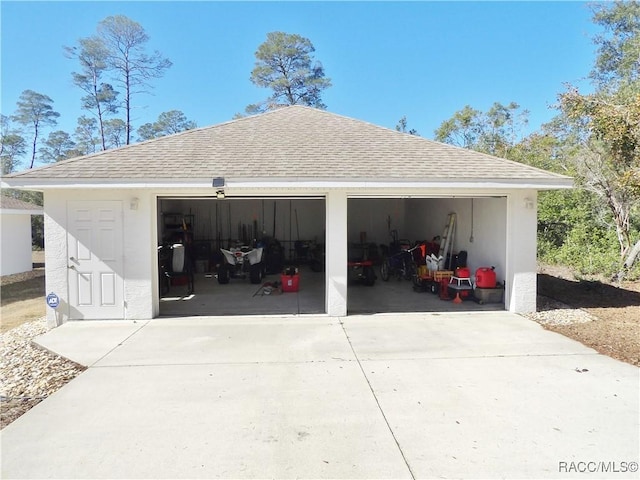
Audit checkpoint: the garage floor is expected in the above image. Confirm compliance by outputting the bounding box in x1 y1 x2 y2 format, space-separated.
159 265 504 316
160 266 326 316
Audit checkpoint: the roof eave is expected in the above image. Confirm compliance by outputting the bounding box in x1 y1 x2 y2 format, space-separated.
2 176 574 191
230 177 575 190
0 208 44 215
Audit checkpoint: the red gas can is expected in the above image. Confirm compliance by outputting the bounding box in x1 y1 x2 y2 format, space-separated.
455 267 471 278
476 267 497 288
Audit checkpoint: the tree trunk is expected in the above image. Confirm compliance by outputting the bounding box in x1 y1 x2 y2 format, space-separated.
93 73 107 151
125 71 131 145
29 123 39 169
603 185 631 258
624 239 640 269
615 239 640 282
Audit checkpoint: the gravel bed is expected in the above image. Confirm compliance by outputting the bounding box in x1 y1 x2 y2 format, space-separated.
0 267 44 286
522 295 597 326
0 317 85 429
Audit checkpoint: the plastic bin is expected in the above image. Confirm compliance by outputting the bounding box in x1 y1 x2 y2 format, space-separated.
474 286 504 304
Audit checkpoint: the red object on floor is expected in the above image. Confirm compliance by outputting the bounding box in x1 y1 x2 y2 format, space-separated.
455 267 471 278
439 279 450 300
281 273 300 292
476 267 497 288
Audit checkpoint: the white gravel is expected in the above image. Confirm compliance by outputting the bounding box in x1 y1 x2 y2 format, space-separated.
523 295 597 326
0 317 84 400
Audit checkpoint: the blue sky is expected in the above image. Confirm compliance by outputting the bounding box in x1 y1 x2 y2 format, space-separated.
2 1 599 149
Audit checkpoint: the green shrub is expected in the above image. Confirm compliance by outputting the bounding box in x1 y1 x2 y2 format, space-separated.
553 223 620 276
536 189 640 279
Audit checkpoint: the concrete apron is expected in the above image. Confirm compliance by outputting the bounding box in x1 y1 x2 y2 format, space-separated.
2 313 639 479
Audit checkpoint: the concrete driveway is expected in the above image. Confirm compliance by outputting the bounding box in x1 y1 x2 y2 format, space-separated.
2 312 638 479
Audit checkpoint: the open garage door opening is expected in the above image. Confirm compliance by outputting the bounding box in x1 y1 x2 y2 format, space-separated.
157 197 326 316
347 197 508 314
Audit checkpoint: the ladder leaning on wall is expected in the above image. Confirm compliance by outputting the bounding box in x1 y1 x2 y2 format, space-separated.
438 213 456 269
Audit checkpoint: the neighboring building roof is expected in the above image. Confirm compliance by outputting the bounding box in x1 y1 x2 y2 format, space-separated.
3 106 572 189
0 195 43 214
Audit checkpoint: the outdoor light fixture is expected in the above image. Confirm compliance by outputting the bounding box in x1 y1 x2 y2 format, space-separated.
212 177 225 188
216 189 225 199
524 197 534 209
130 197 139 210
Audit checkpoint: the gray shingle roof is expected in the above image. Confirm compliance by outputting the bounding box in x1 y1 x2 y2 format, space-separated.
5 106 571 186
0 195 43 212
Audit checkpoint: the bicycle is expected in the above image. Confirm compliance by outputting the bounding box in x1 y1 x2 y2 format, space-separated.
380 242 421 281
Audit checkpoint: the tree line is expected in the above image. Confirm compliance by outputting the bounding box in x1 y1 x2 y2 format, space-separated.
1 3 638 278
431 1 640 279
1 18 331 174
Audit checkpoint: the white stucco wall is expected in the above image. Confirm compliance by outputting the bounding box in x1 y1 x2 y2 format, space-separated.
0 213 34 276
124 192 155 319
506 190 538 313
44 189 155 326
326 191 348 316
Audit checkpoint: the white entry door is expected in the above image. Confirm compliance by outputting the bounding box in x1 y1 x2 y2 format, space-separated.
67 201 124 319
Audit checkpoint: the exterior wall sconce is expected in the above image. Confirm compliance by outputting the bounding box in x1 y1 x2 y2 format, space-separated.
524 198 534 209
130 197 139 210
213 177 225 198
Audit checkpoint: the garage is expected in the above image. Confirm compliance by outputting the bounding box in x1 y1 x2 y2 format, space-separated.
2 105 572 324
157 196 326 316
156 194 508 317
346 197 506 314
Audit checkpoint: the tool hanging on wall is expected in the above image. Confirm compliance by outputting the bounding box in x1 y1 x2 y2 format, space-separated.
273 201 277 238
215 203 221 250
289 200 292 254
469 199 474 243
210 207 214 247
228 203 232 248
